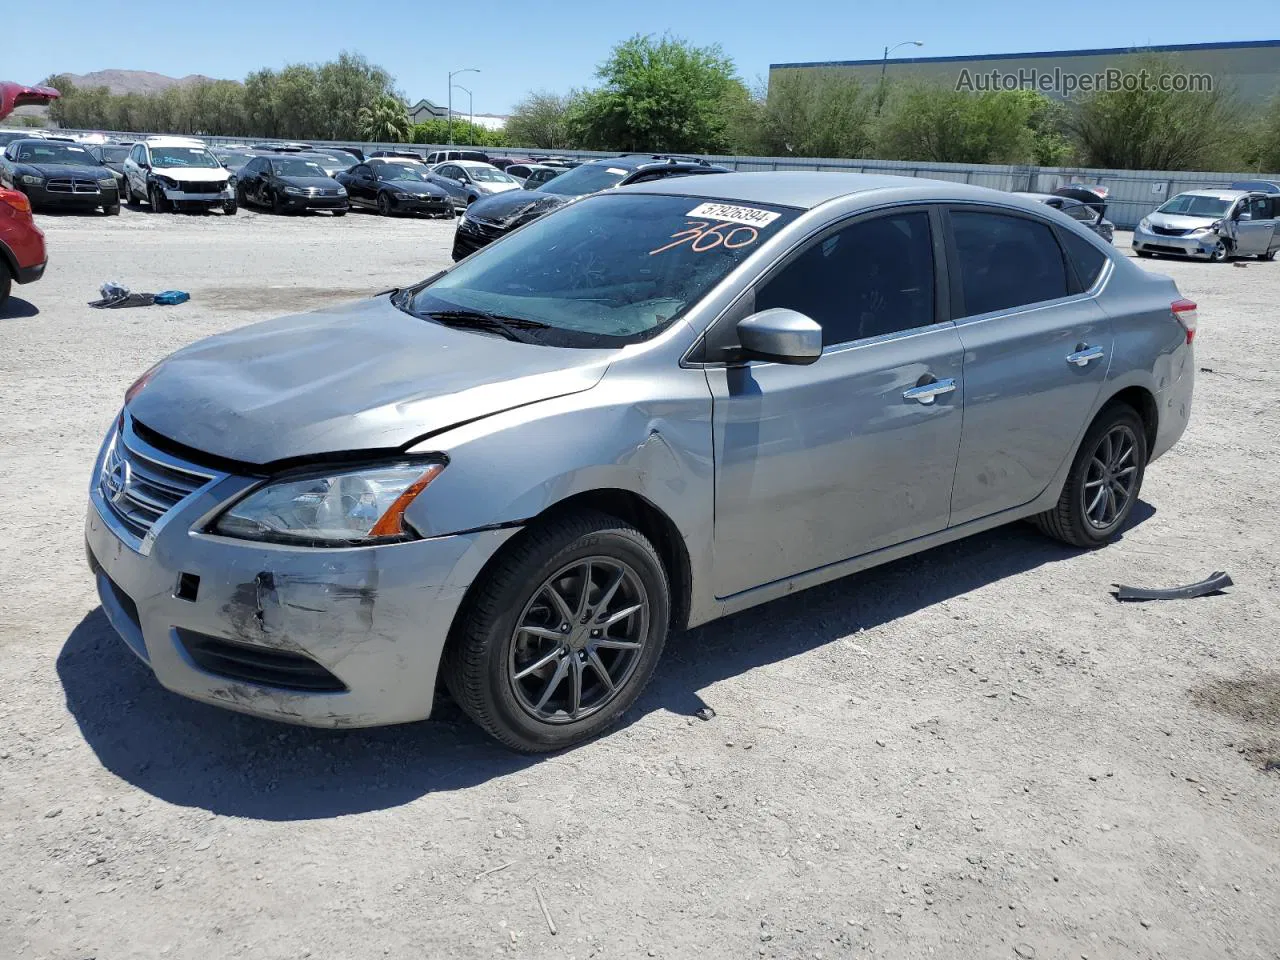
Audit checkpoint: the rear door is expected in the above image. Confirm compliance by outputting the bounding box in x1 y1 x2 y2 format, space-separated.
707 207 965 598
944 207 1113 526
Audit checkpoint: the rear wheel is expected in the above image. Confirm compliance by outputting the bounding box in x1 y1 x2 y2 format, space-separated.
0 261 11 311
1031 403 1148 548
444 511 670 753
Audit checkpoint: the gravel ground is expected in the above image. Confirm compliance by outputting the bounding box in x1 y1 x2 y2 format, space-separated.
1 206 1278 960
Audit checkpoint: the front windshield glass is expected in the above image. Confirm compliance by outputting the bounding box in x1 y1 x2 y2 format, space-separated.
272 159 328 178
150 146 221 168
378 164 431 182
468 166 516 183
402 193 799 347
1157 194 1232 217
15 142 100 165
537 162 628 196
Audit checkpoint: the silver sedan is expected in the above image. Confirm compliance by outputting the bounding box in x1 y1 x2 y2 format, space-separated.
86 173 1196 751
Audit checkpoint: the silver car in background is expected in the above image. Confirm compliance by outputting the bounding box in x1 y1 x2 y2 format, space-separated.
1133 188 1279 262
86 173 1196 752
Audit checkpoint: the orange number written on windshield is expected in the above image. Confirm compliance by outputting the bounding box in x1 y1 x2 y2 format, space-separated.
649 220 760 256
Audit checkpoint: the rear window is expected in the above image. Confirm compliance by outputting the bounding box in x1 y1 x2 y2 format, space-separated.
1058 229 1107 290
951 211 1069 318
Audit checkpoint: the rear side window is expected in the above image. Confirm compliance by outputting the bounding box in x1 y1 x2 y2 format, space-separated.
1058 228 1108 290
950 211 1068 318
756 211 935 347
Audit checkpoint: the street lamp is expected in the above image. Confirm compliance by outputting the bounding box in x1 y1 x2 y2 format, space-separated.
877 41 922 116
447 67 479 145
452 83 473 144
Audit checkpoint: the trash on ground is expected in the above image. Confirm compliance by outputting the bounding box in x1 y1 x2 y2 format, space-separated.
695 706 716 721
1112 571 1233 602
89 283 190 308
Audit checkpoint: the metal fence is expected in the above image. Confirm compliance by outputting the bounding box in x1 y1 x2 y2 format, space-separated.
59 129 1279 229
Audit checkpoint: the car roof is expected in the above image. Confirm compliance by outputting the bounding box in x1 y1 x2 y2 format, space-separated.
619 171 1038 210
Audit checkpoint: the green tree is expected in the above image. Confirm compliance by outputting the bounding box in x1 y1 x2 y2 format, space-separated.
1069 55 1243 170
358 95 411 142
570 34 748 153
745 70 877 158
1245 93 1280 172
876 83 1037 163
505 91 579 149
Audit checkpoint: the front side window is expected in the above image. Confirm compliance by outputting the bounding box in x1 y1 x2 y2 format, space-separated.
755 211 935 347
1247 196 1270 220
402 193 799 347
950 210 1068 318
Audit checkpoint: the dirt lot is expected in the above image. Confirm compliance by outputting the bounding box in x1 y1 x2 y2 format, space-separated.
1 205 1278 960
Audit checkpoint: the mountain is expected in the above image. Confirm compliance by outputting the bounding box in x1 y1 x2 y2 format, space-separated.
61 70 233 95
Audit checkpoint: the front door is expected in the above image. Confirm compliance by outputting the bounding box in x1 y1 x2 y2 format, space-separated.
708 208 965 598
1227 195 1277 256
944 207 1113 525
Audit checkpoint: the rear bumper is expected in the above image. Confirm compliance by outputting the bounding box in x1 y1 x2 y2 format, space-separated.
16 260 45 284
1151 342 1194 462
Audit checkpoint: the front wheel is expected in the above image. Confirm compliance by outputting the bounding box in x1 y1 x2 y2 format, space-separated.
104 201 121 216
333 209 346 217
1208 238 1229 263
271 191 286 215
444 511 671 753
149 183 169 213
376 192 393 216
1031 404 1148 548
223 201 238 215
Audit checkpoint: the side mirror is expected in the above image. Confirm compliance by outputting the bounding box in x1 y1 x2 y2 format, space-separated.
736 308 822 365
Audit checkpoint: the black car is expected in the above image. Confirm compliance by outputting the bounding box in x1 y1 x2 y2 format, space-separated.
336 160 454 217
1230 179 1280 196
1013 190 1116 243
452 154 728 260
88 142 133 194
296 150 358 178
0 138 120 214
234 155 348 215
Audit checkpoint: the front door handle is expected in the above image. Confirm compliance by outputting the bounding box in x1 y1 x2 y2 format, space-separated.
1066 344 1105 367
902 377 957 405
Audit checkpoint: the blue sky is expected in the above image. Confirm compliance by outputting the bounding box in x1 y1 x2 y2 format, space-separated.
4 0 1268 114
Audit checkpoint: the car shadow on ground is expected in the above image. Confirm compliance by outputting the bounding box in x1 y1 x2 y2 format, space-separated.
0 296 39 318
58 505 1153 821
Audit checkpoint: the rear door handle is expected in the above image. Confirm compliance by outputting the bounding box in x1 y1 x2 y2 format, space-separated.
902 377 957 405
1066 345 1105 367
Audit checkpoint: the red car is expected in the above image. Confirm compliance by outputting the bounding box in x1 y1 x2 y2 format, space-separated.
0 187 46 309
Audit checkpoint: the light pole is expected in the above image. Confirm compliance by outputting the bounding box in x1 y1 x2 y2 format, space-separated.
877 40 922 116
447 67 479 145
452 83 473 144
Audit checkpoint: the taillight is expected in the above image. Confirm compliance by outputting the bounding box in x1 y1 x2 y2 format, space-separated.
1172 298 1197 344
0 188 32 215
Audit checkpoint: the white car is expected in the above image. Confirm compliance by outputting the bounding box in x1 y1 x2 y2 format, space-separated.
122 137 237 215
427 159 522 209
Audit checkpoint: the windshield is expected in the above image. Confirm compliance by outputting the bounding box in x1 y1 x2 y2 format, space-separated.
468 166 516 183
14 142 99 165
1157 194 1233 217
272 158 328 178
379 164 431 182
402 193 798 347
538 162 628 196
150 146 221 168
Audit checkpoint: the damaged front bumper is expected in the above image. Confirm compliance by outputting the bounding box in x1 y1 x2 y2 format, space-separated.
1131 225 1221 259
84 418 516 728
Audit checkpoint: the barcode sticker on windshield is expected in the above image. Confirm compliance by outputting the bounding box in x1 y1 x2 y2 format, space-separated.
686 202 780 228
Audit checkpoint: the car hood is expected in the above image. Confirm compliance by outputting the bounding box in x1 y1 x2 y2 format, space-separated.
23 162 112 178
127 294 613 466
278 175 341 190
151 166 227 181
387 180 449 198
466 189 571 226
476 180 522 195
1148 212 1219 229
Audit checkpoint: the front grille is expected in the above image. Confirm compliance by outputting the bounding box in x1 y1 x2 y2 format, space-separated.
46 177 101 195
177 630 347 692
176 180 226 194
98 427 214 542
461 217 504 238
1152 225 1190 237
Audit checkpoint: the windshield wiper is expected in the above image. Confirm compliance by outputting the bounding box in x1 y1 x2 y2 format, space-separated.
427 308 550 343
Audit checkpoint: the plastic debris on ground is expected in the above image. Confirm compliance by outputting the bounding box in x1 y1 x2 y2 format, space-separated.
89 282 190 309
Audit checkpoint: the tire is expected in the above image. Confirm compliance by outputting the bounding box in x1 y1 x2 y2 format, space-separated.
1208 238 1228 263
444 510 671 753
124 180 140 206
236 183 247 208
104 201 121 216
149 183 169 213
1031 403 1148 549
376 192 392 216
1259 249 1277 262
223 201 237 216
271 191 286 215
333 209 346 217
0 260 11 311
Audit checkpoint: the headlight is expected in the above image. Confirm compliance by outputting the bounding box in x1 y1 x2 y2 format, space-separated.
335 186 347 196
228 174 238 188
213 461 445 546
284 186 306 196
20 174 44 185
393 191 411 199
1138 218 1151 231
1188 225 1211 235
98 176 117 186
155 175 178 188
459 213 471 227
